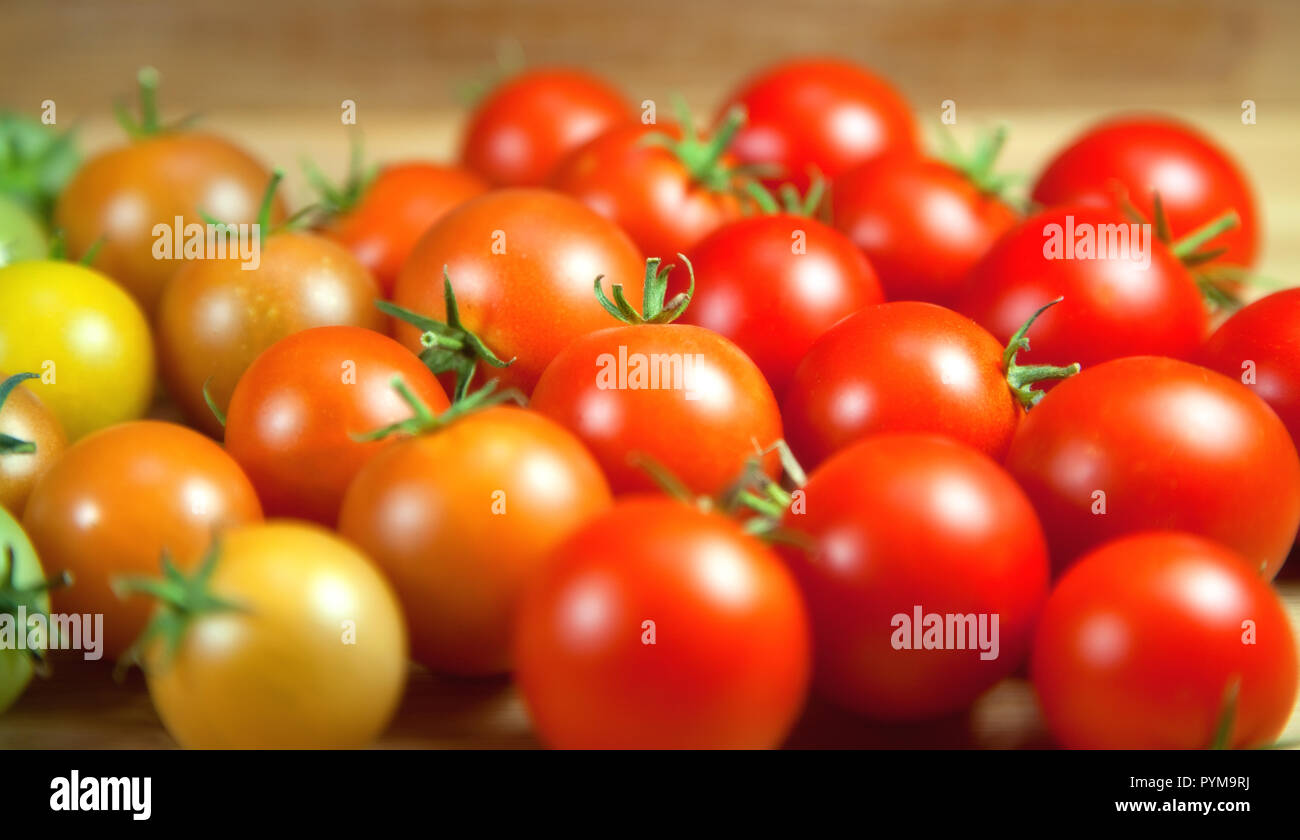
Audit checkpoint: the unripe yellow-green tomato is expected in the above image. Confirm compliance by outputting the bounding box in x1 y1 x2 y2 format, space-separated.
0 260 154 440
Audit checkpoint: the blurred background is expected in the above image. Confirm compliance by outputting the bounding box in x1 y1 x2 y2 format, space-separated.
2 0 1298 269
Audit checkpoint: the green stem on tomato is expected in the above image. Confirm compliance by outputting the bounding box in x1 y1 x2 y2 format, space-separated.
1002 297 1081 409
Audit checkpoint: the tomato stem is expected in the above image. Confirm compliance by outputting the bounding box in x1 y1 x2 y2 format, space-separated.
301 133 377 218
1002 297 1081 408
0 372 40 455
595 254 696 325
642 99 747 193
936 123 1024 206
354 377 524 442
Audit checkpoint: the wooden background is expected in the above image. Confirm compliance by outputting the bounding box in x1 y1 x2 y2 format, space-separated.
1 0 1299 748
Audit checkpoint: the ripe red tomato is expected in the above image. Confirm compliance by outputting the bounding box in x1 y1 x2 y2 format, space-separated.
1201 288 1300 447
514 496 811 749
391 189 645 394
461 68 633 187
1032 116 1258 268
680 213 884 397
782 301 1075 470
224 326 450 526
322 162 488 296
1032 531 1297 749
530 258 782 496
23 421 263 659
956 204 1208 371
832 152 1018 306
551 119 747 259
720 58 917 191
778 434 1049 721
1006 356 1300 578
339 404 611 676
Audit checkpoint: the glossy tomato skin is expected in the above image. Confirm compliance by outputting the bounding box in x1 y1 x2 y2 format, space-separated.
0 507 48 714
55 133 284 315
779 434 1049 721
224 326 449 527
680 214 884 397
1201 288 1300 446
783 302 1022 470
23 421 263 659
1032 532 1297 749
551 122 745 259
338 407 611 676
1032 116 1258 268
461 68 633 187
145 522 408 749
1006 356 1300 579
157 232 383 437
956 204 1208 371
325 162 488 296
515 497 811 749
722 58 917 191
391 189 644 393
832 154 1018 306
0 260 155 440
530 323 783 496
0 379 66 516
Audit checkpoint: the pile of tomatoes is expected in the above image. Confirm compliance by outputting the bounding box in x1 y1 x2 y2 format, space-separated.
0 57 1297 750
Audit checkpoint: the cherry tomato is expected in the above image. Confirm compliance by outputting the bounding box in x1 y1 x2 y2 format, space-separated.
1201 288 1300 447
515 496 811 749
721 58 918 191
680 213 884 397
0 374 66 515
54 69 284 315
23 421 263 659
1032 116 1258 268
955 204 1208 371
0 507 50 715
783 301 1073 470
779 433 1049 721
831 152 1017 306
550 119 746 259
1032 531 1297 749
1006 356 1300 578
339 405 611 676
135 522 407 749
530 259 782 496
461 68 633 187
157 230 383 437
0 259 154 440
322 162 488 296
391 189 644 394
224 326 450 526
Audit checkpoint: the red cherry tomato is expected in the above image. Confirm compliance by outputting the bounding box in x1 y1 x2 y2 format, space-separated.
551 121 747 259
224 326 450 526
783 301 1071 470
1201 287 1300 447
680 213 884 397
324 163 488 295
956 204 1208 371
391 189 645 394
461 68 633 187
1006 356 1300 578
1032 116 1258 268
721 58 918 191
1032 531 1297 749
832 153 1017 306
778 433 1050 721
514 496 811 749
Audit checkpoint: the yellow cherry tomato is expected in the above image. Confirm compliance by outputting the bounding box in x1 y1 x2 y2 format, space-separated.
0 260 154 440
135 521 408 749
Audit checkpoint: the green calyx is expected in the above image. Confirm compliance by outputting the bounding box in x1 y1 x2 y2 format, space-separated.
1122 191 1247 313
376 268 515 401
595 254 696 325
936 124 1025 208
741 170 828 218
301 134 378 218
113 543 244 680
642 98 748 194
0 545 72 672
113 67 198 141
454 39 527 107
354 377 525 442
0 372 39 455
1002 297 1081 408
0 111 80 225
